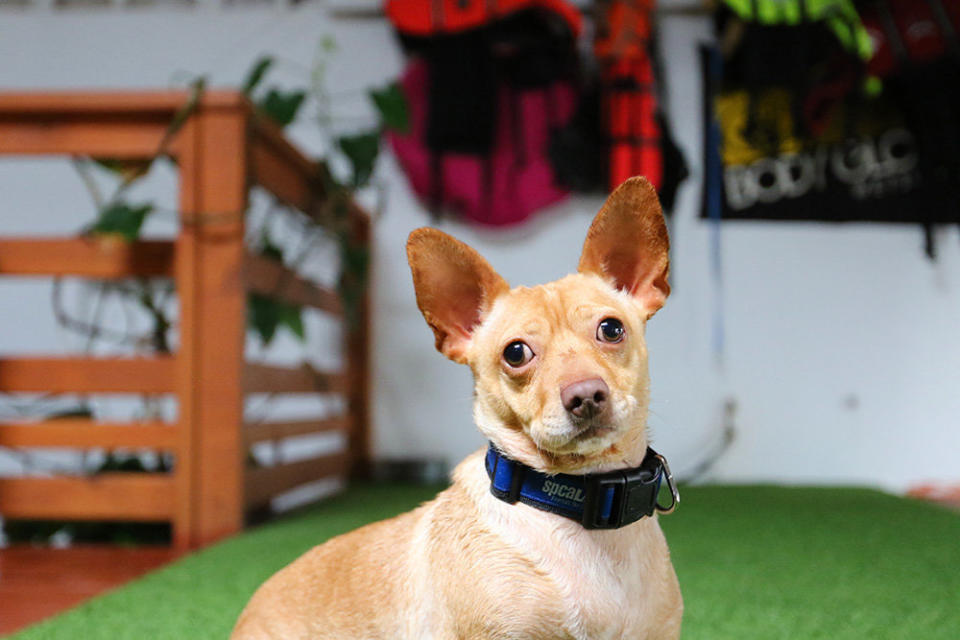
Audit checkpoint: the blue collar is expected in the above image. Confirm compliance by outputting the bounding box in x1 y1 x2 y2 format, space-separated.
484 444 678 529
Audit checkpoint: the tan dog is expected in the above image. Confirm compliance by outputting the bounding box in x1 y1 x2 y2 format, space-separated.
232 177 682 640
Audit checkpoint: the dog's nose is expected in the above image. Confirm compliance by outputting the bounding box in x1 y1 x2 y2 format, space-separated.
561 378 610 419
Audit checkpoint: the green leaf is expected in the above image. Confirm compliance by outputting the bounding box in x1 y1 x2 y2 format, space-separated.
96 453 149 473
93 158 126 174
248 294 305 345
162 77 206 151
337 131 380 188
319 34 337 53
89 202 153 241
248 293 280 345
279 303 305 341
243 56 274 96
47 406 94 420
369 82 410 133
342 241 370 280
248 231 306 344
259 230 283 262
91 158 152 182
259 89 307 127
336 228 370 325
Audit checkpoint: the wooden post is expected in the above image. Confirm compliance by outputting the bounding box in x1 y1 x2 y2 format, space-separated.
347 209 372 478
173 116 200 551
176 100 249 547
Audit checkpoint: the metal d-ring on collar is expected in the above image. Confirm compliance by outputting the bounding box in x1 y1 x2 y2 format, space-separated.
653 451 680 515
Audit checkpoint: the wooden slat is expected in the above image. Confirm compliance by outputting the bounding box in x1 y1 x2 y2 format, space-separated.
0 90 248 158
249 115 326 216
0 474 174 521
244 416 349 446
243 252 342 315
0 90 245 116
0 357 175 393
245 452 350 508
244 363 348 395
0 119 174 158
0 238 174 278
0 420 178 451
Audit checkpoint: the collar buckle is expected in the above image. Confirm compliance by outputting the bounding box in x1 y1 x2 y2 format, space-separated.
581 452 665 529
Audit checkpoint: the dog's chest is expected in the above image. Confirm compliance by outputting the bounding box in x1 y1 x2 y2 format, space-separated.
536 523 666 639
480 503 673 640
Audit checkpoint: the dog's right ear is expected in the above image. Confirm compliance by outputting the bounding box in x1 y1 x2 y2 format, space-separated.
407 228 509 363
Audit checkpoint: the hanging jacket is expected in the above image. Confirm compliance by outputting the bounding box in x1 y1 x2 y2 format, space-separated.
387 0 581 37
592 0 688 209
387 1 582 226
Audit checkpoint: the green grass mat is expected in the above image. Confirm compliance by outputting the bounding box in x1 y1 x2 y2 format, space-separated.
10 484 960 639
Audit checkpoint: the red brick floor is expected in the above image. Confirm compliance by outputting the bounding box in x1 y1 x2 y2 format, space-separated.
0 545 180 636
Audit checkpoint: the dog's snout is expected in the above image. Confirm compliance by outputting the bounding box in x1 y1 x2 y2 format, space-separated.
561 378 610 419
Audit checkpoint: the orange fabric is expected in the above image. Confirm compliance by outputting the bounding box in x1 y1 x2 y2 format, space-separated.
596 1 662 191
386 0 581 37
594 0 654 60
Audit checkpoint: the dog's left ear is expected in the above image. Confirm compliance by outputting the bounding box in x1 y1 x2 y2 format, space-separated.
578 176 670 317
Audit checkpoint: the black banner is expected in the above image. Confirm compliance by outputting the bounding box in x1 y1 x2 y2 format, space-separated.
701 46 960 225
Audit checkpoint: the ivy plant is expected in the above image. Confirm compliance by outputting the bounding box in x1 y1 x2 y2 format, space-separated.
77 48 407 348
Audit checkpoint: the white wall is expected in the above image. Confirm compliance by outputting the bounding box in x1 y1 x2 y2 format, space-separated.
0 2 957 492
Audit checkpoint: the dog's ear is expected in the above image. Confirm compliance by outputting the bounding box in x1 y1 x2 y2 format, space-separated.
407 228 510 363
578 176 670 317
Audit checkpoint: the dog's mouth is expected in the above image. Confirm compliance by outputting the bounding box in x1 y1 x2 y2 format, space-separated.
529 413 624 456
543 422 617 454
573 423 615 442
532 425 614 456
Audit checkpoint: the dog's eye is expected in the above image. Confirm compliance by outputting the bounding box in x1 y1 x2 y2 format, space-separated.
597 318 625 343
502 341 534 367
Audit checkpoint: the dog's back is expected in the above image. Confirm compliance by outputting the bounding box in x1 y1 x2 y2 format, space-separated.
232 506 423 639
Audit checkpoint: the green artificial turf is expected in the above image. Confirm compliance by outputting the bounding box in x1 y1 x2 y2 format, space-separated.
10 483 960 639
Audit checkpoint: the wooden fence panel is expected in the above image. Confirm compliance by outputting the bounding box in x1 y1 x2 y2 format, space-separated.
0 238 174 278
244 417 349 446
0 475 175 521
0 421 178 451
245 453 350 509
0 90 368 550
0 357 175 393
243 253 342 315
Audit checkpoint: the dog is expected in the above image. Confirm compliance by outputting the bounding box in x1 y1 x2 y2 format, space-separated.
232 176 683 640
